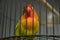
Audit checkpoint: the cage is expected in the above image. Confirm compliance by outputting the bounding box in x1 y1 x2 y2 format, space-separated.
0 0 60 40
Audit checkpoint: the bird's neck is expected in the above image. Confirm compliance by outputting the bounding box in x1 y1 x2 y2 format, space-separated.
23 10 37 18
24 12 32 18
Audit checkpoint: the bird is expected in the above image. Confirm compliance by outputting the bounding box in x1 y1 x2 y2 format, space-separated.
15 4 39 40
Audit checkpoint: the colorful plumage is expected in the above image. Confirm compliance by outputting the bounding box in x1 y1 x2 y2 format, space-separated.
15 4 39 40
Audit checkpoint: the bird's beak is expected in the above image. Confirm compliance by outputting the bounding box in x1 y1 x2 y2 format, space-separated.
27 7 31 14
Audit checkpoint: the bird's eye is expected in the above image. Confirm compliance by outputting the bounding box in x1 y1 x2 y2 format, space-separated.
32 7 33 9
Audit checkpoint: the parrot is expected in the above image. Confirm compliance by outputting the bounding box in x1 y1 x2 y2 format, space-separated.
15 4 39 40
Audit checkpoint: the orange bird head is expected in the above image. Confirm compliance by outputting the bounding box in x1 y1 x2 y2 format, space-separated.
23 4 33 17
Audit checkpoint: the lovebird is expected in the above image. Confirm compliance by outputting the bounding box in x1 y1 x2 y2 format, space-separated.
15 4 39 40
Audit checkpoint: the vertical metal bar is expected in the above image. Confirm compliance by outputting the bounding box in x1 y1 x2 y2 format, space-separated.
4 0 8 38
54 0 59 40
9 0 12 39
19 0 22 40
20 0 24 40
14 0 16 40
32 1 34 40
46 0 48 40
26 1 27 40
57 0 60 30
2 0 7 38
57 0 60 37
32 4 34 40
52 8 55 40
0 1 2 37
0 1 1 22
1 0 6 38
14 0 16 37
51 0 55 40
55 0 59 36
39 3 41 40
0 1 4 37
26 5 27 40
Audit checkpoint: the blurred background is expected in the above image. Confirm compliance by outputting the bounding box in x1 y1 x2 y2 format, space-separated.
0 0 60 40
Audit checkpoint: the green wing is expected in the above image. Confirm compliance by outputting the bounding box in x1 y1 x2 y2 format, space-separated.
15 20 21 36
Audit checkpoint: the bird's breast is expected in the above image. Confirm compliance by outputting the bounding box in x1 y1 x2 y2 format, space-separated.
21 17 38 31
